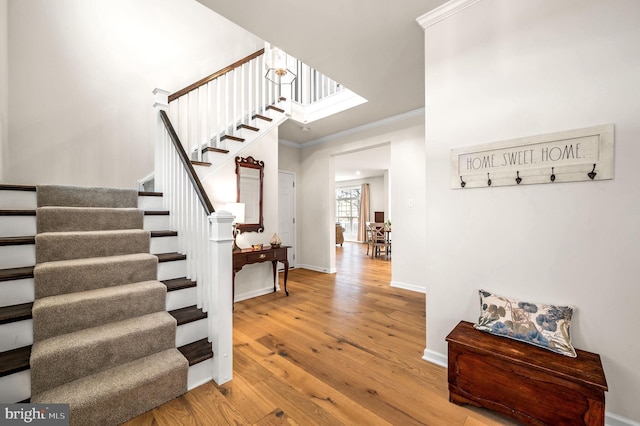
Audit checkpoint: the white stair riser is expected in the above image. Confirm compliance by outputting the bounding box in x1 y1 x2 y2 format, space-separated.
150 236 177 254
0 278 34 308
0 370 30 403
187 357 212 391
0 191 36 210
0 245 35 269
138 196 164 211
166 287 197 311
0 217 36 238
0 214 169 236
0 235 177 269
202 151 227 164
0 192 158 211
0 319 32 352
157 259 186 281
175 318 207 348
143 215 170 232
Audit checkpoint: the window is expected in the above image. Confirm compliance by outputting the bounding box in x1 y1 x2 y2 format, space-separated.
336 187 360 241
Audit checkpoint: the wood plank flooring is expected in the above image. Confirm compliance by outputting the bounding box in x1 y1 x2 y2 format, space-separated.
124 242 514 426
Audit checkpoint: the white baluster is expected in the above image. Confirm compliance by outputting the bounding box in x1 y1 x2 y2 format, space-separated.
240 63 246 128
206 82 212 156
224 74 229 148
214 78 220 149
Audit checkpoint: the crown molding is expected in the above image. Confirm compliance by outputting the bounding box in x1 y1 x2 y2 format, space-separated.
278 138 300 148
416 0 482 29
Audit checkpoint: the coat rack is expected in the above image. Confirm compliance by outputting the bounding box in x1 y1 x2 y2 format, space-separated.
451 124 614 189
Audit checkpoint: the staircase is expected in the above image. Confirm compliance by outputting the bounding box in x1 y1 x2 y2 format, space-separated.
0 184 213 424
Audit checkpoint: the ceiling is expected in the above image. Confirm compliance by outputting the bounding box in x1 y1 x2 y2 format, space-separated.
334 144 391 182
196 0 446 147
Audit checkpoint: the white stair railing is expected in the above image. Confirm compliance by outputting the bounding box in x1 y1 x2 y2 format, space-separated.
292 58 344 105
167 49 282 163
153 92 234 385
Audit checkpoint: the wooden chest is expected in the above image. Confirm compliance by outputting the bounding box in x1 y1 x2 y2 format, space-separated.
446 321 608 425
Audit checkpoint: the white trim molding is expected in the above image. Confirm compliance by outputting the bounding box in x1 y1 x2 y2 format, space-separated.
422 348 447 368
299 264 336 274
416 0 482 29
391 281 426 294
605 413 640 426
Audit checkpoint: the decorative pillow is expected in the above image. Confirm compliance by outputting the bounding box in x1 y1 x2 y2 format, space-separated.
474 289 577 357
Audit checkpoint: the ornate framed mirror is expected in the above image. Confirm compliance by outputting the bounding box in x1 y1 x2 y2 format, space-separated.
235 156 264 233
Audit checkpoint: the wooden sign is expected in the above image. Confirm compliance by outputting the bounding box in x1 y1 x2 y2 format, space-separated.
450 124 614 189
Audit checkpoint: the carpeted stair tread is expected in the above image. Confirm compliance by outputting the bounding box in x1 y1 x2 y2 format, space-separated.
31 348 188 426
35 229 151 263
36 206 144 233
32 280 167 341
30 311 177 396
36 185 138 208
34 253 157 298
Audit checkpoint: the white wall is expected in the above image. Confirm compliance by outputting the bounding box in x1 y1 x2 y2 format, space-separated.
0 0 7 181
298 115 426 289
421 0 640 421
6 0 262 188
204 128 280 301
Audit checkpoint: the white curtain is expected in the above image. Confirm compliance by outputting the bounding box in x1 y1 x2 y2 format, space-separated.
358 183 370 242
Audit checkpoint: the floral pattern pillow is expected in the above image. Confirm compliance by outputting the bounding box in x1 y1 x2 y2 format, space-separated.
474 290 577 357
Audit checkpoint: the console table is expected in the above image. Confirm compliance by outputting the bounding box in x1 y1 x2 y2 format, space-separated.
446 321 607 425
232 245 290 304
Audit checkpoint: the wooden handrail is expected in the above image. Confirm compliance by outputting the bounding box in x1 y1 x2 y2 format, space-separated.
169 49 265 102
159 110 215 215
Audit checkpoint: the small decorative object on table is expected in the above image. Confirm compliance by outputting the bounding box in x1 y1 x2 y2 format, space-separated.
270 233 282 248
251 243 263 251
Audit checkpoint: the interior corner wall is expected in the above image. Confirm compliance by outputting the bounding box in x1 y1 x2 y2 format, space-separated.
6 0 262 188
422 0 640 421
0 0 8 181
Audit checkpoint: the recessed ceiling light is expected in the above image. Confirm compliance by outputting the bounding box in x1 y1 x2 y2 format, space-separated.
356 171 361 175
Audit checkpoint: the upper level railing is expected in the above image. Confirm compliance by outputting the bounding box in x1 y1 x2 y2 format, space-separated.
292 59 344 105
168 49 281 163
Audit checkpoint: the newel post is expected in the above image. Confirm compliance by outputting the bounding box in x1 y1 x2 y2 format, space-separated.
152 88 170 192
208 211 235 384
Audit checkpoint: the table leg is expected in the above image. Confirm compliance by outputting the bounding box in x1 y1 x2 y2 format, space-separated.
271 260 277 292
282 260 289 296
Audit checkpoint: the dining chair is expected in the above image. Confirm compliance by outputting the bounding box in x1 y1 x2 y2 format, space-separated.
368 222 390 258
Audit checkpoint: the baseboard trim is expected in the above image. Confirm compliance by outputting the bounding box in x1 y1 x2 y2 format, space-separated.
298 264 336 274
605 412 640 426
422 348 447 368
234 287 277 303
390 281 426 294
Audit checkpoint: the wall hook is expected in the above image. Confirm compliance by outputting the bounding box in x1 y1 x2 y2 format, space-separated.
487 173 492 186
460 176 466 188
550 167 556 182
588 164 597 180
515 171 522 185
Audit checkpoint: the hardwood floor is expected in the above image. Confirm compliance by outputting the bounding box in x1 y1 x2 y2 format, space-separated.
124 242 513 425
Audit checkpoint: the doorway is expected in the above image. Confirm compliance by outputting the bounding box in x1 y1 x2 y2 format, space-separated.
278 171 296 268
